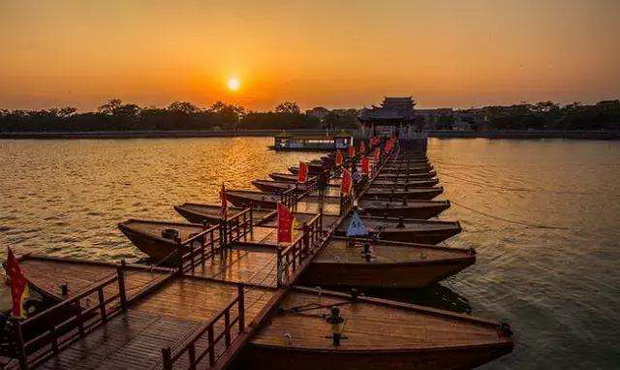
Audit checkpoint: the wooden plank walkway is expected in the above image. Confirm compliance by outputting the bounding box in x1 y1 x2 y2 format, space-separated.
188 248 279 288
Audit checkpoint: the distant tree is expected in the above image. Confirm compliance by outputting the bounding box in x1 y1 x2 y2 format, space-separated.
275 101 300 114
168 101 199 115
97 98 123 115
209 101 245 128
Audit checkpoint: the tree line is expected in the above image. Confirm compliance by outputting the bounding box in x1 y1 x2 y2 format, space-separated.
1 99 618 133
0 100 330 132
428 100 620 131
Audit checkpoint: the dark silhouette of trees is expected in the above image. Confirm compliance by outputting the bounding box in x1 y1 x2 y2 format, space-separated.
275 101 300 114
0 99 618 133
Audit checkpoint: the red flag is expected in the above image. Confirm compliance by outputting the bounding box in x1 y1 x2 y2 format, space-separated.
220 183 228 220
297 161 308 183
348 145 355 158
360 141 366 153
6 248 30 319
335 150 344 166
361 156 369 175
374 147 380 162
277 203 294 243
341 169 352 195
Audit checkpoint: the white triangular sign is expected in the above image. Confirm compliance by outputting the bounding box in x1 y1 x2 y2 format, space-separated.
346 211 368 237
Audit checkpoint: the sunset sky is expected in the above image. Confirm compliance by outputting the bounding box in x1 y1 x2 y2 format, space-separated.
1 0 619 111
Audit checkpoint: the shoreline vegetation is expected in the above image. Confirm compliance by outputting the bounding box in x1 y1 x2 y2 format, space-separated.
1 130 617 140
1 98 618 140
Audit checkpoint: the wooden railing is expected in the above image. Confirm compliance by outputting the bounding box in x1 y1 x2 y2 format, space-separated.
339 193 355 216
276 212 324 288
280 187 298 208
224 207 253 244
161 284 245 370
179 208 254 274
12 266 127 369
180 224 222 274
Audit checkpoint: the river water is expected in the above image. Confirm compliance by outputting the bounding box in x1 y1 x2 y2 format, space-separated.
0 137 619 368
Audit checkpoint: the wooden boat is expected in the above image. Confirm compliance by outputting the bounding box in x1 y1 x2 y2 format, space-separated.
226 190 283 209
288 166 325 175
361 187 444 201
376 171 437 180
358 199 450 219
174 203 273 224
336 215 461 244
237 287 514 370
368 179 439 188
118 219 207 263
304 237 475 288
380 164 434 173
269 172 305 182
252 179 296 193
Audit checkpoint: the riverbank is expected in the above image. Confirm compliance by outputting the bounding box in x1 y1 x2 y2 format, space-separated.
0 129 618 140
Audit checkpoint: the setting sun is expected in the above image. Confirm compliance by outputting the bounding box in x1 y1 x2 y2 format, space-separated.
227 78 240 91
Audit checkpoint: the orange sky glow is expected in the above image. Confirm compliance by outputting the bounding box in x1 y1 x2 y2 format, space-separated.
0 0 618 111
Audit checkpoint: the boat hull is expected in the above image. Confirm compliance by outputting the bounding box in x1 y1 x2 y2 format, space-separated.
305 257 475 288
173 205 219 224
226 192 278 209
335 224 461 245
358 201 450 219
118 224 183 263
361 187 443 201
377 171 437 180
234 342 514 370
252 180 292 193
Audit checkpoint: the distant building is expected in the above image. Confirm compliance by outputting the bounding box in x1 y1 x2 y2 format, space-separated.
359 96 427 149
596 100 620 110
360 97 416 123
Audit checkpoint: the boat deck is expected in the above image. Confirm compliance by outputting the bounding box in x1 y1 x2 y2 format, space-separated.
315 238 473 264
20 255 172 301
251 289 509 350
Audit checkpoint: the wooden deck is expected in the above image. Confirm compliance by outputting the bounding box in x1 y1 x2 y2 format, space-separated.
250 290 507 350
188 247 279 288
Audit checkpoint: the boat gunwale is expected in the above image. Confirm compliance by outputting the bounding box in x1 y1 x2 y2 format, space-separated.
246 339 514 354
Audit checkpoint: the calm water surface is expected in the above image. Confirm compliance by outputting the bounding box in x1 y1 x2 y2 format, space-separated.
1 137 619 369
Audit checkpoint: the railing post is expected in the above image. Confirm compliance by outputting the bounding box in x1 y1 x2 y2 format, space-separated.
188 344 197 370
220 218 228 248
161 347 173 370
13 321 28 370
208 325 215 366
76 306 85 338
249 203 254 240
176 245 184 275
98 288 107 322
276 249 283 288
238 284 245 332
117 259 127 310
302 223 310 257
224 310 231 346
189 242 196 274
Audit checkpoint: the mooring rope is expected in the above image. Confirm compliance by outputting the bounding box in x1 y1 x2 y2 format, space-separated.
450 200 569 230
